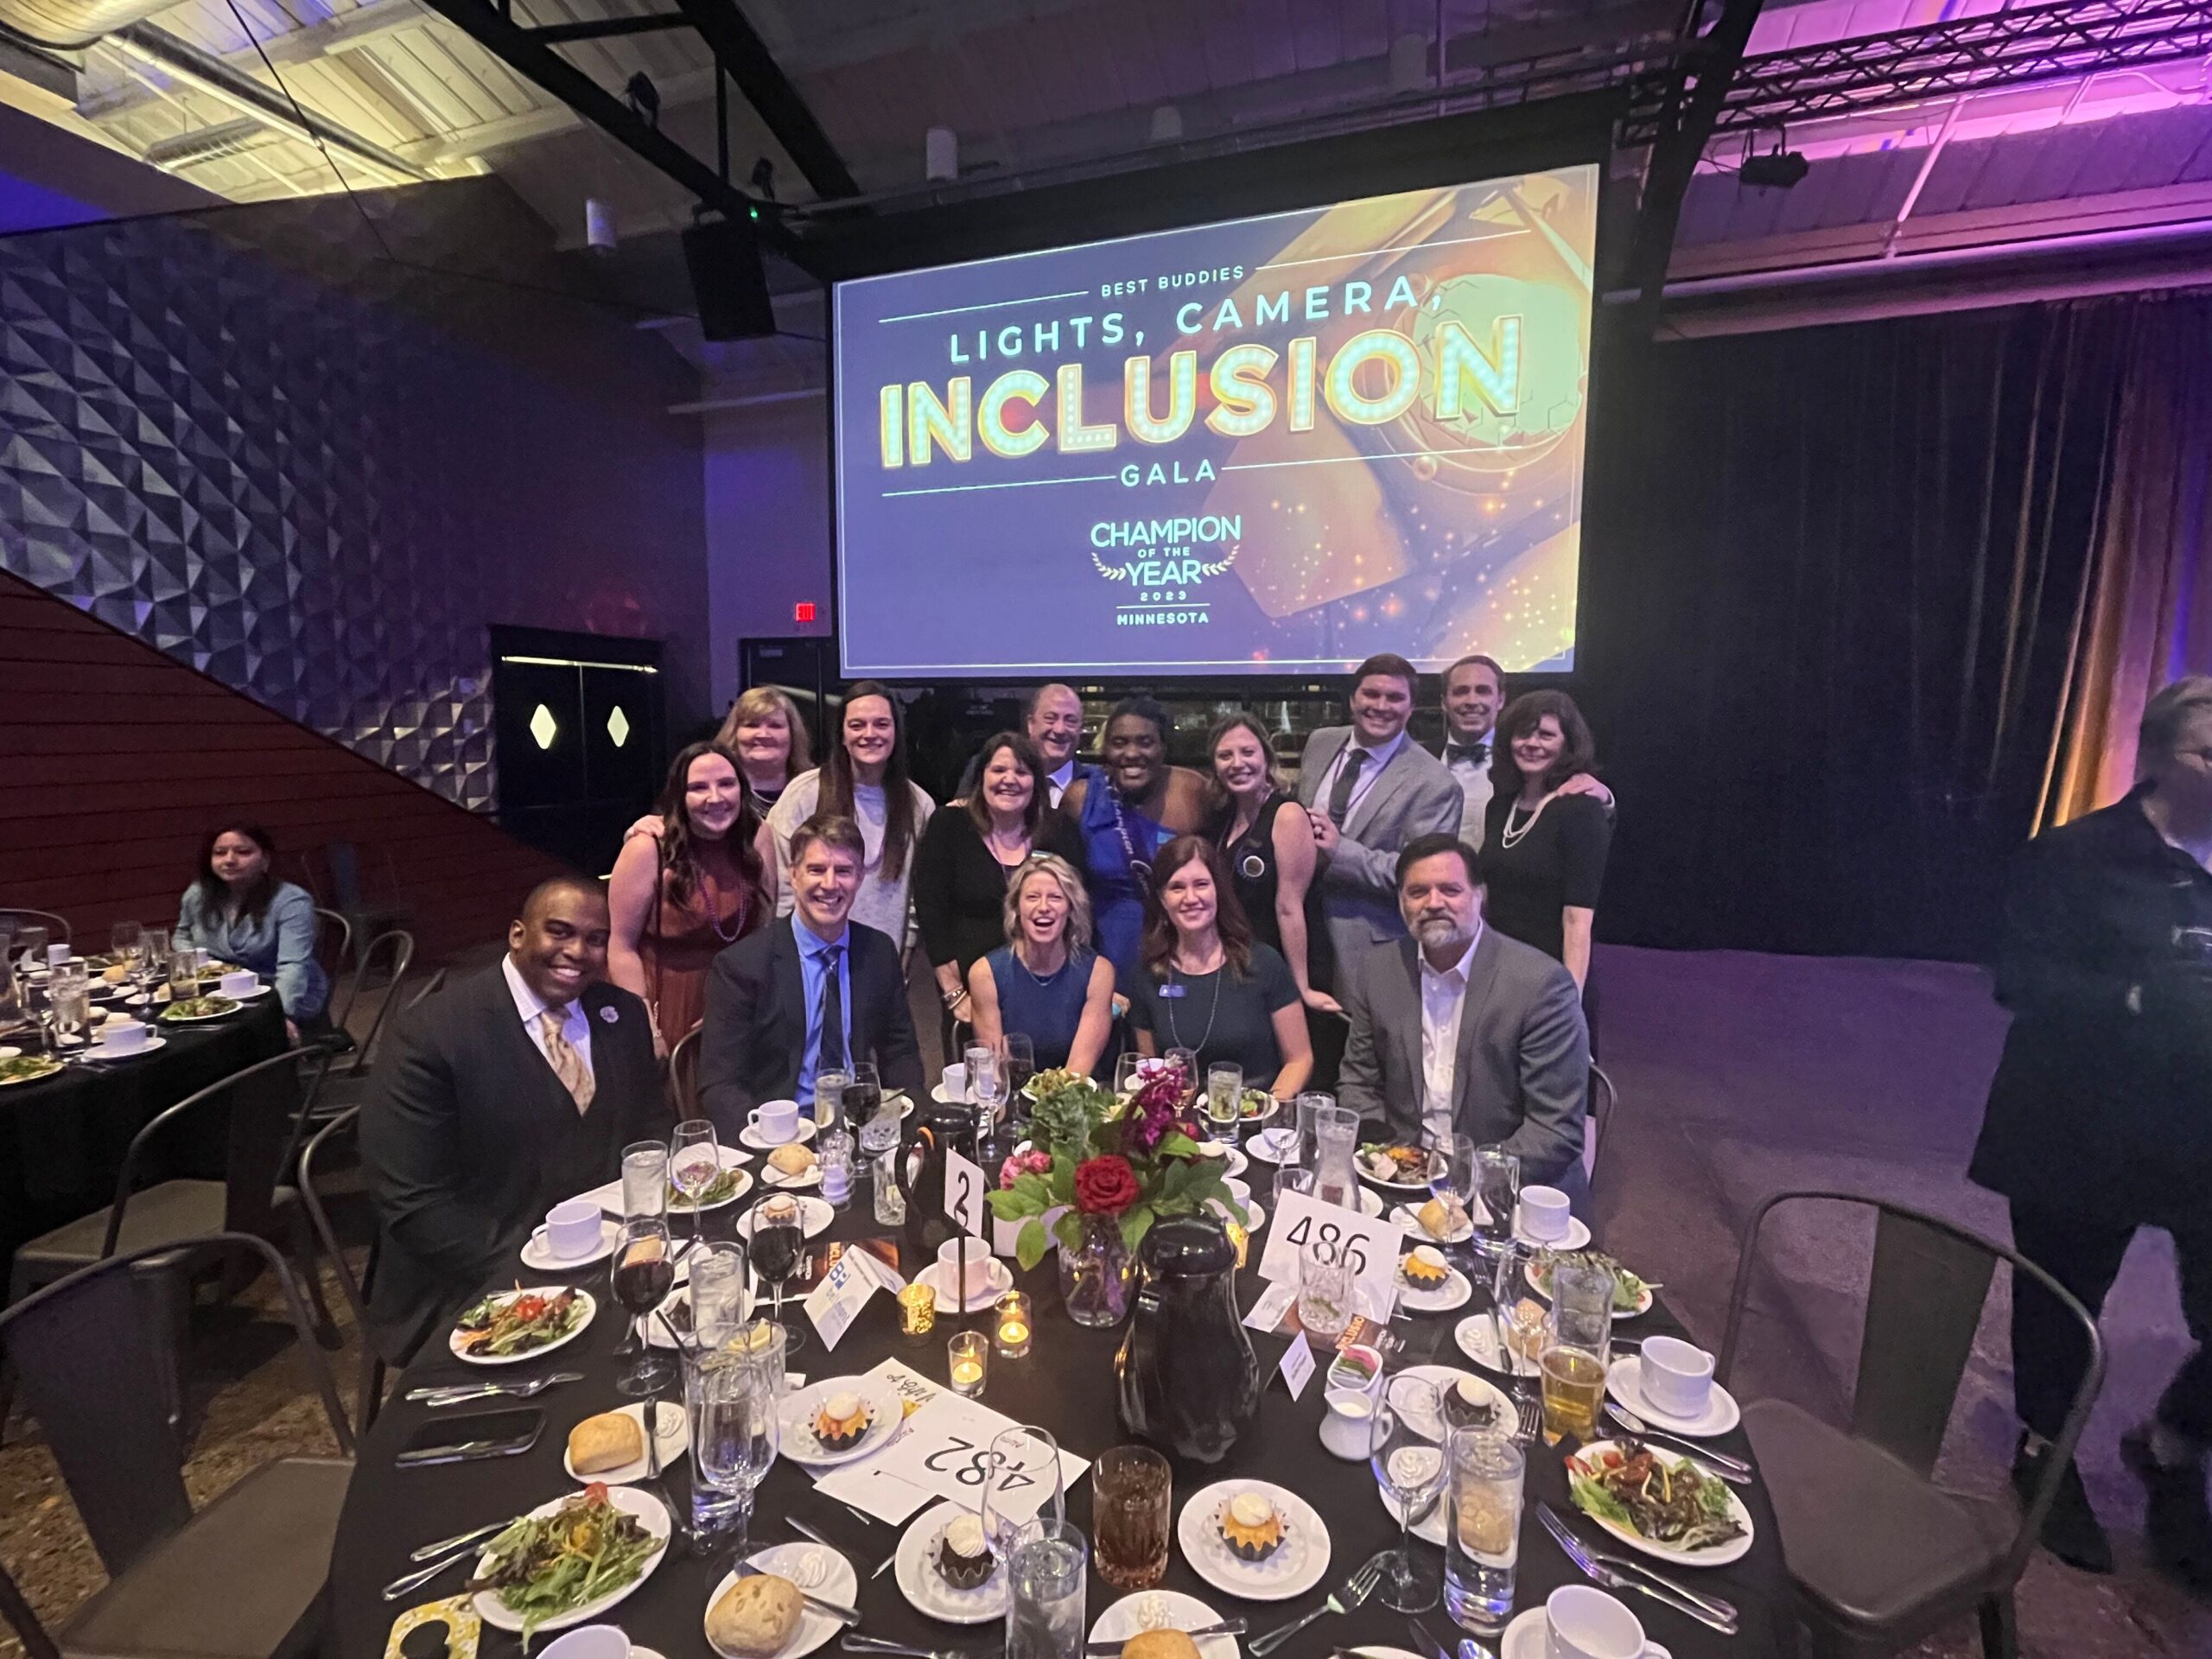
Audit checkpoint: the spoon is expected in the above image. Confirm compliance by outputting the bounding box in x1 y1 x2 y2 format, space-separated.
1604 1402 1753 1476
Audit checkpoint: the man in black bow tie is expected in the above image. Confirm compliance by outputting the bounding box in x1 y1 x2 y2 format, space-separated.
1440 654 1507 846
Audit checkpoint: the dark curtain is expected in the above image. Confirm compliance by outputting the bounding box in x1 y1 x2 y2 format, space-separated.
1578 300 2139 960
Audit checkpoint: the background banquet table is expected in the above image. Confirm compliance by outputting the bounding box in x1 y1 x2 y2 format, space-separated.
0 992 289 1281
331 1185 1789 1659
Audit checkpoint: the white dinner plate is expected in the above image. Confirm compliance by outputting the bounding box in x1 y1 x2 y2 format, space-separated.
734 1195 836 1240
562 1401 689 1485
1355 1145 1442 1192
1176 1479 1331 1603
1389 1201 1476 1246
1565 1440 1755 1567
448 1287 596 1365
1605 1356 1742 1438
1525 1257 1655 1318
521 1217 621 1272
473 1484 671 1633
776 1374 906 1467
88 1034 167 1058
1190 1143 1249 1179
1388 1364 1521 1444
894 1501 1008 1624
739 1119 820 1151
1453 1313 1541 1379
1395 1263 1473 1314
1245 1127 1299 1165
704 1544 858 1659
1089 1590 1239 1659
157 998 244 1025
916 1256 1014 1313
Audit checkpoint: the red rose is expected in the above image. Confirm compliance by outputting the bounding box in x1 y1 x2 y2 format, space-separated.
1074 1154 1141 1217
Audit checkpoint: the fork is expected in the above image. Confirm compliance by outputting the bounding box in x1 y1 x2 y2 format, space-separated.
1249 1554 1384 1656
1536 1504 1738 1633
407 1370 583 1405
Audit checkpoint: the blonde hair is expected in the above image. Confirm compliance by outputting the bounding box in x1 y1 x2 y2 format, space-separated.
2141 677 2212 776
1002 852 1094 957
716 686 812 779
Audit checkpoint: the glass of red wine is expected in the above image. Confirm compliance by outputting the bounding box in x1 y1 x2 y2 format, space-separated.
747 1202 809 1357
611 1215 677 1395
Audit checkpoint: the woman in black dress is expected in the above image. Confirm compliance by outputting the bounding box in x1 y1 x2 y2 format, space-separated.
1478 690 1612 992
1202 713 1335 1013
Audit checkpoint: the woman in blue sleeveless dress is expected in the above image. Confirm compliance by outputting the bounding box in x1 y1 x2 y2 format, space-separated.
1059 696 1208 995
966 853 1117 1074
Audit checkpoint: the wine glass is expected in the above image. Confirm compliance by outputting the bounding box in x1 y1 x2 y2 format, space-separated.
967 1041 1007 1154
1472 1144 1522 1242
1114 1051 1144 1099
980 1423 1066 1560
109 921 144 972
670 1118 721 1251
748 1201 808 1356
1002 1032 1035 1113
610 1216 677 1395
687 1349 779 1550
137 932 169 1003
1371 1376 1446 1612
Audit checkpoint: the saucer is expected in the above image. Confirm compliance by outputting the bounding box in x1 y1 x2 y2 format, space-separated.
522 1217 621 1271
739 1119 819 1151
1605 1355 1741 1438
894 1502 1008 1624
1514 1209 1592 1251
88 1034 166 1058
917 1255 1013 1313
1246 1127 1300 1165
1453 1313 1541 1378
1177 1478 1331 1601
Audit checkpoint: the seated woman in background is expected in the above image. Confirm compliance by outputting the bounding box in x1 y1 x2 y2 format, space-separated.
175 821 328 1041
914 732 1086 1047
967 853 1116 1076
1127 836 1311 1099
1061 696 1209 993
1203 713 1335 1014
609 741 766 1054
1478 690 1613 992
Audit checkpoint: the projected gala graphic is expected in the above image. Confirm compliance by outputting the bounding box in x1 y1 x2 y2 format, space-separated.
833 165 1597 677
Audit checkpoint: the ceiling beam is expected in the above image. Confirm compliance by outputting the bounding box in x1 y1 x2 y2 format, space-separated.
78 0 423 120
670 0 856 199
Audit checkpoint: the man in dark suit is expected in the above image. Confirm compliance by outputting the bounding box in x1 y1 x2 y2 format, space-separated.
360 876 666 1362
1337 833 1589 1198
699 812 924 1133
1971 676 2212 1587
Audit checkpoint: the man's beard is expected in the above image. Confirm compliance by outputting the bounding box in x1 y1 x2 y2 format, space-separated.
1414 914 1471 951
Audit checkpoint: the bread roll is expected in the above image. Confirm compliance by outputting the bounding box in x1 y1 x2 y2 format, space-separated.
566 1410 644 1473
708 1573 803 1656
1121 1632 1202 1659
769 1143 817 1177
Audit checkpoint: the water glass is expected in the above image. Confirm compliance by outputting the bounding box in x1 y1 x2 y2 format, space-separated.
1444 1428 1524 1634
1294 1090 1334 1168
1370 1376 1446 1612
621 1140 669 1219
683 1346 778 1546
1473 1145 1522 1239
732 1315 789 1397
688 1242 753 1350
1297 1237 1355 1348
109 922 144 973
669 1118 721 1244
1092 1444 1171 1590
137 933 169 996
1273 1165 1314 1211
49 982 90 1045
1006 1518 1087 1659
1311 1103 1361 1210
168 942 200 1001
1205 1063 1243 1136
1430 1132 1476 1209
1549 1256 1618 1357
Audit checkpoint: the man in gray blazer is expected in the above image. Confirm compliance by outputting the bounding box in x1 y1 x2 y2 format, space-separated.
1297 652 1466 995
1338 833 1590 1199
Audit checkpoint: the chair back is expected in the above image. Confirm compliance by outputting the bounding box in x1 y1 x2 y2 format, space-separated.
1 907 72 947
299 1107 384 1433
669 1022 702 1117
407 966 448 1008
1716 1189 2103 1585
0 1232 353 1577
101 1050 331 1257
338 928 416 1073
314 906 353 982
1584 1063 1617 1183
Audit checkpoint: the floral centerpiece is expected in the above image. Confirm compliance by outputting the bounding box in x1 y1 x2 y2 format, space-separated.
988 1059 1247 1325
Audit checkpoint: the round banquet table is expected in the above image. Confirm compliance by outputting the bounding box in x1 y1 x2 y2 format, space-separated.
0 988 289 1281
332 1183 1789 1659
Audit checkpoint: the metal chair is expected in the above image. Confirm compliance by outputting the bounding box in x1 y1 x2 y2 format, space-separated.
1584 1062 1617 1185
312 906 353 986
0 1232 354 1659
329 927 415 1077
406 966 447 1008
1 907 72 948
297 1108 384 1435
1717 1191 2104 1659
669 1021 703 1117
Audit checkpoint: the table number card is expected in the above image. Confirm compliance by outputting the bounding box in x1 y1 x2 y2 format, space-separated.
943 1145 989 1238
868 1392 1090 1516
1255 1188 1407 1313
803 1249 881 1351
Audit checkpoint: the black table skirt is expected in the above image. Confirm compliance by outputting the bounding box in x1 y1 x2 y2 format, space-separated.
0 995 289 1279
333 1199 1788 1659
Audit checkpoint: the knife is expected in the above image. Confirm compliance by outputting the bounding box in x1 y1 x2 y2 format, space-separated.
1085 1621 1244 1654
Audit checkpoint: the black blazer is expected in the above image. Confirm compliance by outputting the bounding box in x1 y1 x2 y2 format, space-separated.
359 963 666 1363
697 918 924 1133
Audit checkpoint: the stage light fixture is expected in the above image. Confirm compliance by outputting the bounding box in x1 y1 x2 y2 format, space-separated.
1738 125 1808 190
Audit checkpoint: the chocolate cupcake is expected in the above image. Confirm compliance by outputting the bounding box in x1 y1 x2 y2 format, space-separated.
937 1513 995 1589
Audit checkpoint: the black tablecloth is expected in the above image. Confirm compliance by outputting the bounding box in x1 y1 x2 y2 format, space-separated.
333 1193 1786 1659
0 995 289 1278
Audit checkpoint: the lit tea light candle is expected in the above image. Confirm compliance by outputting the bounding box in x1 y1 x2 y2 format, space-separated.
994 1290 1033 1357
897 1281 937 1338
1224 1220 1249 1268
948 1331 988 1397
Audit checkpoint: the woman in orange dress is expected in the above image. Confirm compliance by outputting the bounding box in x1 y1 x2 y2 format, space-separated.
609 741 766 1054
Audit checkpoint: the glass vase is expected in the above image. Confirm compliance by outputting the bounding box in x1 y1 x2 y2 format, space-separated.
1058 1214 1134 1327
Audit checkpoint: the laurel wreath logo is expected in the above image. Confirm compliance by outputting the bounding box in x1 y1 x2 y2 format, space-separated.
1090 543 1241 584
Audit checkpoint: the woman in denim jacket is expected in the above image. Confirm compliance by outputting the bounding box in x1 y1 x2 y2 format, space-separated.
175 821 329 1041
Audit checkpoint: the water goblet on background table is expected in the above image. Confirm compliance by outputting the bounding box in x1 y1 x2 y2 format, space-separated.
109 922 144 977
1114 1051 1143 1096
981 1423 1067 1559
136 933 168 1001
1371 1375 1446 1612
610 1215 677 1395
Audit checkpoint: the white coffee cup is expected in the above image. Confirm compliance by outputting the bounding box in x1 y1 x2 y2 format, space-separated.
1639 1335 1716 1421
1546 1586 1670 1659
1519 1185 1573 1243
1319 1386 1376 1459
748 1098 801 1144
543 1198 604 1261
219 969 259 998
46 944 69 969
97 1020 149 1054
936 1235 995 1296
537 1625 630 1659
940 1062 969 1103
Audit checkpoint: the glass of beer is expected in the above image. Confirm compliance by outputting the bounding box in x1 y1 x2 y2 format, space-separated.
1538 1341 1608 1445
1092 1445 1172 1589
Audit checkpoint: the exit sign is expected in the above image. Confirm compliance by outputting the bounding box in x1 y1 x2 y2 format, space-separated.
793 601 817 624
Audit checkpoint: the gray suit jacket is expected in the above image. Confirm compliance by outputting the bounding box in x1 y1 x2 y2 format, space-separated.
1295 726 1465 990
1337 930 1590 1191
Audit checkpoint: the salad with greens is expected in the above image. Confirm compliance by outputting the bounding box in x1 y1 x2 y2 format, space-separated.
1568 1441 1745 1552
160 995 239 1023
468 1484 662 1643
452 1287 587 1357
1530 1249 1651 1311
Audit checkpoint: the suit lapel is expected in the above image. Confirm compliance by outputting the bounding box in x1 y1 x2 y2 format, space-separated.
772 923 809 1060
481 966 575 1126
1391 941 1425 1096
1452 929 1504 1118
1301 728 1350 809
1345 742 1416 841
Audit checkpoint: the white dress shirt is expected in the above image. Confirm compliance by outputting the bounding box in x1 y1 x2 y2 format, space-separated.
1315 728 1408 823
503 954 595 1087
1418 926 1482 1142
1441 728 1496 849
1046 758 1076 807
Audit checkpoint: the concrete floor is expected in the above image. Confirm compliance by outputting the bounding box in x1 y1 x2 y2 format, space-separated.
3 945 2208 1657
